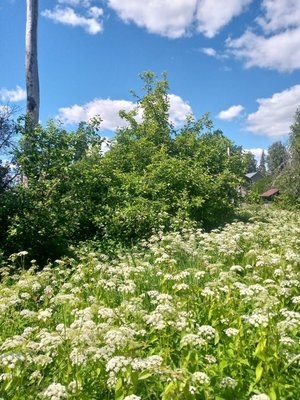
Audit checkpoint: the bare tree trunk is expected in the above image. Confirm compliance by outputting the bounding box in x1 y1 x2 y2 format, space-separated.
25 0 39 126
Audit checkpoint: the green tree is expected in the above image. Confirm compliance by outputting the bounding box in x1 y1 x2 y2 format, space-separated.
258 150 267 175
275 109 300 208
4 119 102 262
101 72 245 235
289 108 300 160
243 151 257 173
4 72 249 264
266 141 288 175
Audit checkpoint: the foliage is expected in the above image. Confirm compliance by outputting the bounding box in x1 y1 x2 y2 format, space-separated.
243 151 257 173
4 119 102 263
0 105 20 191
0 105 19 154
245 176 273 204
258 150 267 175
289 108 300 161
100 72 246 238
266 141 288 175
273 109 300 208
2 72 249 263
0 207 299 399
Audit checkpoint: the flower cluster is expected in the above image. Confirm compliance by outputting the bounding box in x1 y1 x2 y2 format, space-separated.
0 207 299 399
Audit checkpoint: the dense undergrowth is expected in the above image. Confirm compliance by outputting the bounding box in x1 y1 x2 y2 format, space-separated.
0 206 299 399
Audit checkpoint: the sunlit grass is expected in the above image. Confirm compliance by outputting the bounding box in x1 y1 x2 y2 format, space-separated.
0 207 299 399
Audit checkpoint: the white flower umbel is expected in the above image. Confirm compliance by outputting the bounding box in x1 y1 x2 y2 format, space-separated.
40 382 68 399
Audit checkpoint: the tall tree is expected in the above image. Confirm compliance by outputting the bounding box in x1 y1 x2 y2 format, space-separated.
289 108 300 161
25 0 39 125
266 141 288 175
243 151 257 173
276 109 300 207
258 150 267 175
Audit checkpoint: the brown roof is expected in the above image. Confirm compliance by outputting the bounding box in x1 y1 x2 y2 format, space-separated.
261 188 279 197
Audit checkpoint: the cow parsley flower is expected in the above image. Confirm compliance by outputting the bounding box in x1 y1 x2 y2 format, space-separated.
192 371 210 385
40 382 68 399
220 376 238 389
224 328 239 337
198 325 216 340
250 394 270 400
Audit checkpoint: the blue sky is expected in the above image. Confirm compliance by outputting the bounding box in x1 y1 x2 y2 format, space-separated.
1 0 300 161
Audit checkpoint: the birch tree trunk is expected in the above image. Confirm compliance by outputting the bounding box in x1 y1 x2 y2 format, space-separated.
25 0 39 126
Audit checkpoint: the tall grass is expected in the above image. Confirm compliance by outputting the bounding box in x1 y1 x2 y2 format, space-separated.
0 207 299 399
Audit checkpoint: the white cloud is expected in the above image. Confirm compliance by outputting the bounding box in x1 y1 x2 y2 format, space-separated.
57 0 91 7
41 0 300 75
168 94 192 125
257 0 300 33
217 105 244 120
246 85 300 138
195 0 252 38
58 99 134 130
226 0 300 72
244 147 267 163
107 0 251 39
42 6 103 34
226 28 300 72
107 0 196 38
57 94 192 130
0 86 26 102
201 47 217 57
88 6 103 19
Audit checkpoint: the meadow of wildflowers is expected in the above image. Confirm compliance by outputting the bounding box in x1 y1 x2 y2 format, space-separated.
0 207 299 399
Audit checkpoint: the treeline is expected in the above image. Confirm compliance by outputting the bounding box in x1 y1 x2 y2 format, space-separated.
244 110 300 206
0 73 298 264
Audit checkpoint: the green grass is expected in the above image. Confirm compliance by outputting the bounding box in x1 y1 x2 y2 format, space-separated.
0 207 299 399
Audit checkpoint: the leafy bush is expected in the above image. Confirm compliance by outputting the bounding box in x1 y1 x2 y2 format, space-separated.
2 73 248 264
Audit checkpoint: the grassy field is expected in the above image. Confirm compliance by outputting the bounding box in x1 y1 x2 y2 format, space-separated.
0 207 299 399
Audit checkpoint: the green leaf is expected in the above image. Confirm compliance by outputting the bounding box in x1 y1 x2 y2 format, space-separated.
138 371 153 380
115 378 123 400
214 330 220 345
162 381 176 398
269 387 277 400
255 362 264 383
255 336 267 357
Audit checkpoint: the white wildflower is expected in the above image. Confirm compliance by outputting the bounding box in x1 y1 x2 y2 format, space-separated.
224 328 239 337
44 286 54 298
180 334 206 347
194 271 205 279
0 373 13 381
292 296 300 305
70 348 87 366
198 325 216 340
40 382 68 399
230 265 244 273
220 376 238 389
201 287 215 297
68 380 82 394
37 308 53 321
250 394 270 400
243 312 269 328
204 355 217 364
192 371 210 385
19 292 31 300
19 309 36 318
172 283 189 291
30 370 42 381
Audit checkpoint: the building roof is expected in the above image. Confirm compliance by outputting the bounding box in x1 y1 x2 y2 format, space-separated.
261 188 279 198
245 171 262 179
